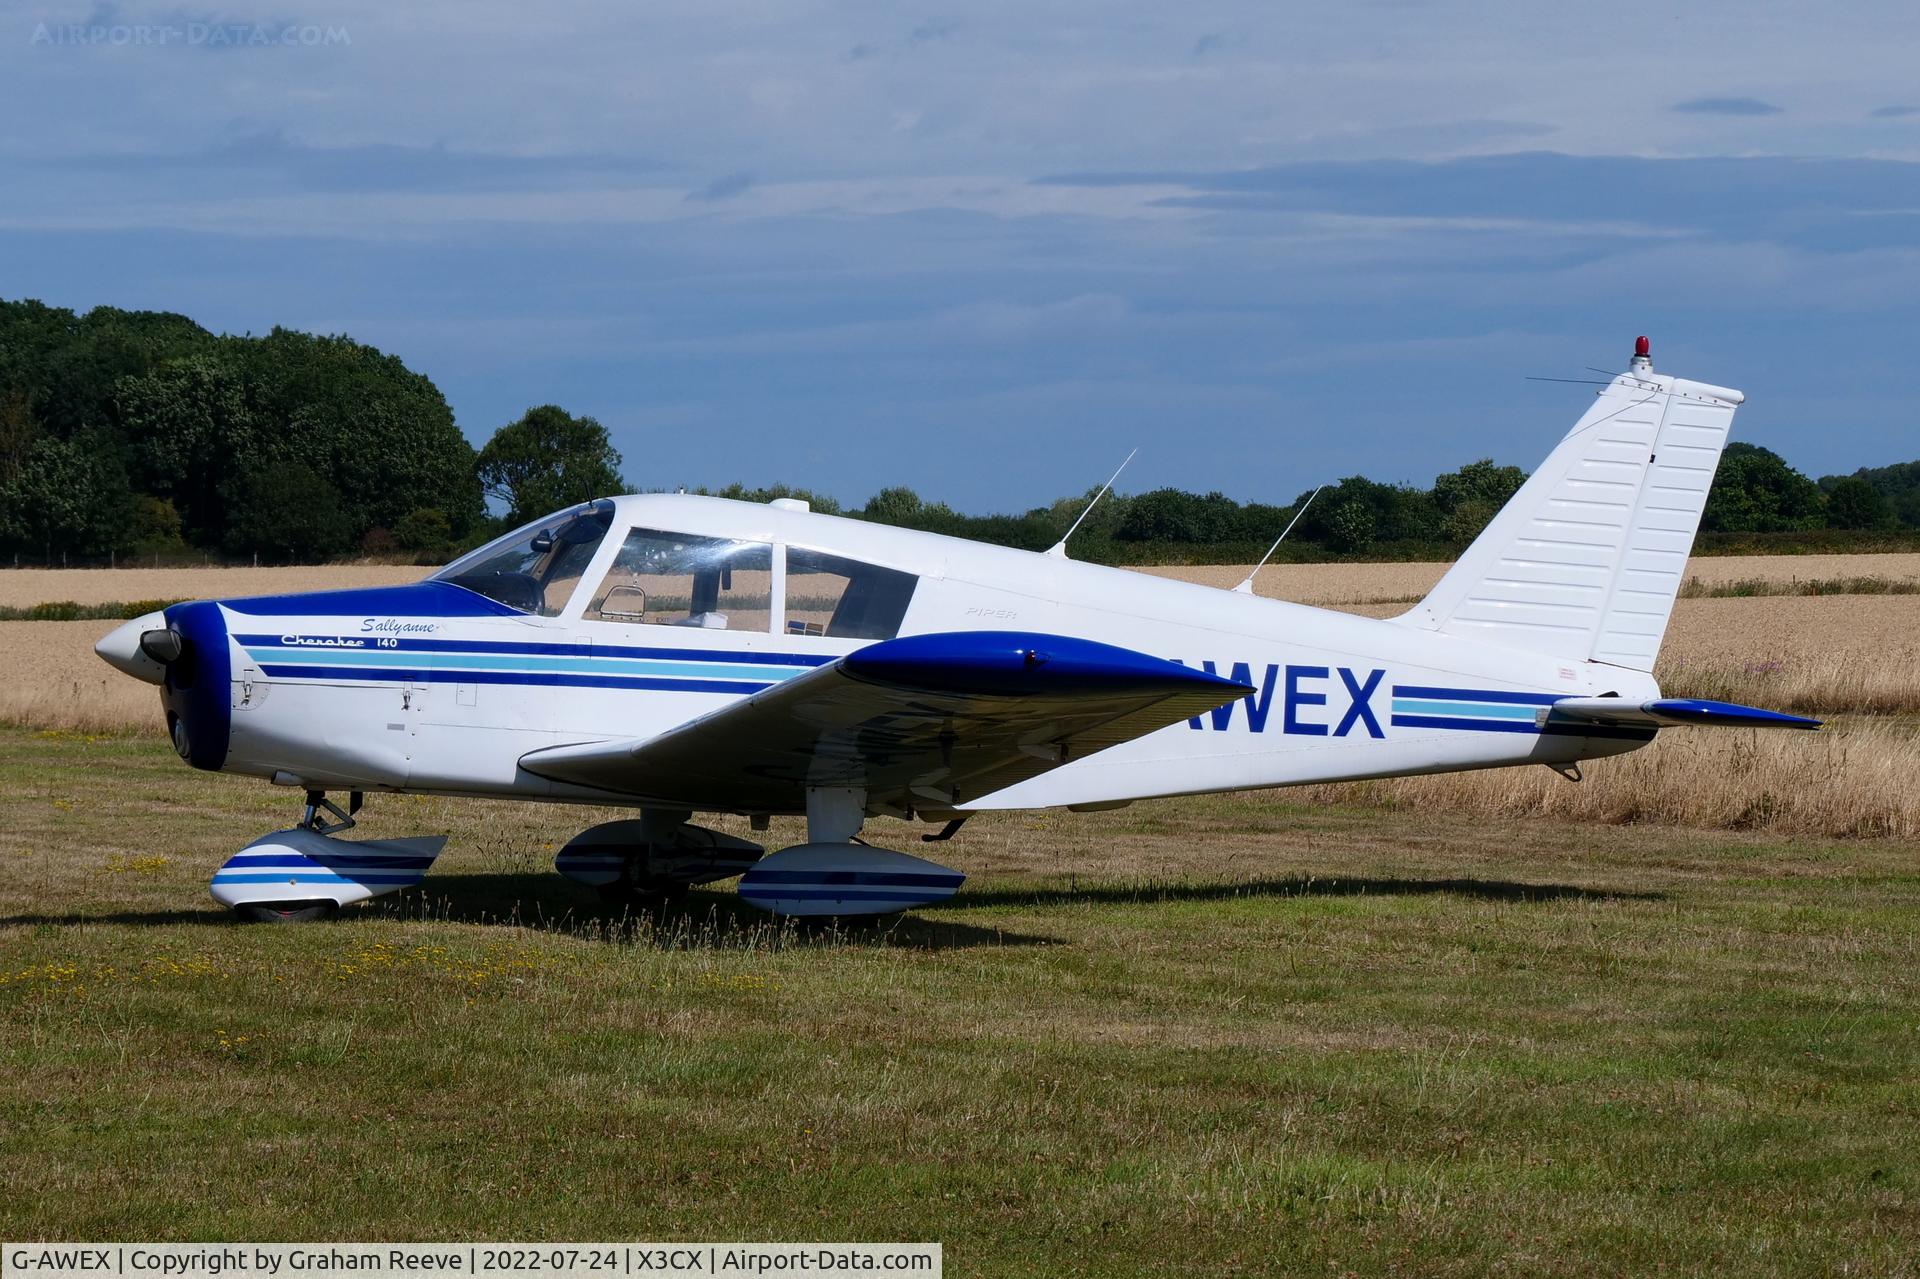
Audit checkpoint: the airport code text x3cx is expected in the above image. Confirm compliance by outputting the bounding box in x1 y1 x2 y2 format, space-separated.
94 338 1819 921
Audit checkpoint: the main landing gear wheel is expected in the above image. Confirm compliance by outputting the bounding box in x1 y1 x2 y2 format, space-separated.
597 862 692 909
234 899 340 924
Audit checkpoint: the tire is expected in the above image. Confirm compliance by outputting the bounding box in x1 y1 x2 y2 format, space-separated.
595 856 692 908
233 899 339 924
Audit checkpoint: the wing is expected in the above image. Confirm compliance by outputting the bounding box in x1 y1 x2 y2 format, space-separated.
1546 696 1820 731
518 630 1254 812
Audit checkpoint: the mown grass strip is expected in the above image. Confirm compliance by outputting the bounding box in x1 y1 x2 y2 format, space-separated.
2 729 1916 1269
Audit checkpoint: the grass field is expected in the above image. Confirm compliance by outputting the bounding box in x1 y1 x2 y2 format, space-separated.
2 729 1916 1273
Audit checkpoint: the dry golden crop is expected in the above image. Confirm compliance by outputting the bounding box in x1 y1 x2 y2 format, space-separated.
1 622 161 731
1292 716 1920 840
1140 551 1920 606
0 564 424 608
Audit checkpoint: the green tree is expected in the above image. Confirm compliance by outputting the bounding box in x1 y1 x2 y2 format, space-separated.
1821 461 1920 529
1325 498 1378 553
1296 476 1435 550
0 386 36 493
477 405 626 525
224 462 354 562
1115 489 1242 544
233 328 484 540
861 486 924 526
114 354 257 545
0 300 215 439
1701 443 1824 533
1 432 134 559
394 507 454 555
1432 458 1526 545
130 496 187 556
1822 476 1897 530
707 482 845 515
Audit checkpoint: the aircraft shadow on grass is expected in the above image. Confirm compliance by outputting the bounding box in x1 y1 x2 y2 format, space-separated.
1 874 1057 951
947 873 1663 910
3 870 1656 947
385 872 1062 950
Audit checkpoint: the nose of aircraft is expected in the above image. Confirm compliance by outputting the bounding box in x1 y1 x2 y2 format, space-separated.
94 610 171 685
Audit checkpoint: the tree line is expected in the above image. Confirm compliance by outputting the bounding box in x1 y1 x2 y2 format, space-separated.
3 298 1915 567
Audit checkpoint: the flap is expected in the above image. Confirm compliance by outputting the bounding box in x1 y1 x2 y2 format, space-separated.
1545 696 1820 731
518 630 1253 812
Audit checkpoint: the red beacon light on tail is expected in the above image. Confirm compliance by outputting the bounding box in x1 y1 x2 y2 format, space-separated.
1630 334 1653 373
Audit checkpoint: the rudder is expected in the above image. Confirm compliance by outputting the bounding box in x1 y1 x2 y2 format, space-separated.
1398 339 1743 673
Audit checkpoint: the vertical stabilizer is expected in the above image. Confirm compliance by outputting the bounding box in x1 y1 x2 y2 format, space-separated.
1398 339 1743 672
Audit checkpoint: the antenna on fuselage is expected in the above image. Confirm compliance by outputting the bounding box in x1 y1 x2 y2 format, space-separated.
1046 447 1137 559
1232 485 1323 595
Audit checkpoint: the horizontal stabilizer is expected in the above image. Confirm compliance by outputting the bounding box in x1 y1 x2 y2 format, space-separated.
1546 697 1820 731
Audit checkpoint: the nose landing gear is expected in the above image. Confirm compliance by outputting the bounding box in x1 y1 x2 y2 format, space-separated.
212 789 446 923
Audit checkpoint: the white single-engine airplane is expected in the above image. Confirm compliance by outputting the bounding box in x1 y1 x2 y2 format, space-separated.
96 339 1818 921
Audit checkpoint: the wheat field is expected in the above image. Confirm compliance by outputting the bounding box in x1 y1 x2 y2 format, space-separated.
6 550 1920 610
0 563 423 608
1140 551 1920 605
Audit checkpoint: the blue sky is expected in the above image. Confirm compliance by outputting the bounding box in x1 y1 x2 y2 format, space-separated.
3 2 1917 510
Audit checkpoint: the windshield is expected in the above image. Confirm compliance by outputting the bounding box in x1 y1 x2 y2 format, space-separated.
434 499 616 616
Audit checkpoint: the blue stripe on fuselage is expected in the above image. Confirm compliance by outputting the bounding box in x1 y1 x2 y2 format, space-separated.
1390 698 1540 721
244 648 799 683
255 665 777 695
232 634 835 667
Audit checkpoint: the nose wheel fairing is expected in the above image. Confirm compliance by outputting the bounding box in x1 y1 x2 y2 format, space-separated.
210 827 446 913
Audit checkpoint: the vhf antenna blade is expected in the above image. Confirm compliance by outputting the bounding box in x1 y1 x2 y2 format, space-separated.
1233 485 1323 595
1046 447 1138 559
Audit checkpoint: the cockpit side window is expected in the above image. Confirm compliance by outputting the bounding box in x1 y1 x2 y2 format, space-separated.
586 529 774 631
434 500 615 617
784 547 917 640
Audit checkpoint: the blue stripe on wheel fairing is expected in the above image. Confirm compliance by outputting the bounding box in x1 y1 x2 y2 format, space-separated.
743 870 965 887
740 887 960 903
210 872 426 885
221 853 438 870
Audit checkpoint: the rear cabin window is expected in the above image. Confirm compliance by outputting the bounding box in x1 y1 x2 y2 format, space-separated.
586 530 774 631
785 547 917 640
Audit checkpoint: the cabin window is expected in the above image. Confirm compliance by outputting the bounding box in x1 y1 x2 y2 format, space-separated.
784 547 917 640
586 529 774 631
435 500 615 617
